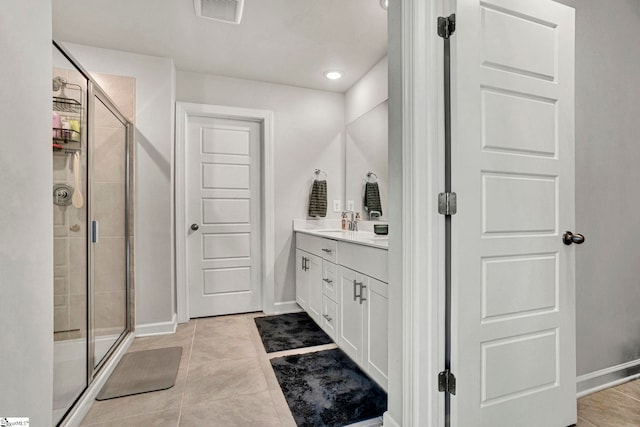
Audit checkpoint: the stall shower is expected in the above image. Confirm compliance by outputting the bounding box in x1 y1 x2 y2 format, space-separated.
52 42 134 425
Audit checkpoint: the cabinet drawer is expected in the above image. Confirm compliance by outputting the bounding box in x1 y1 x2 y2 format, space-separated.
337 241 388 283
296 232 338 262
322 260 338 301
321 295 338 340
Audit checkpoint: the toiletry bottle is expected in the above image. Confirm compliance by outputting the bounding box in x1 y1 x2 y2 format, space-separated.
52 112 62 139
341 212 347 231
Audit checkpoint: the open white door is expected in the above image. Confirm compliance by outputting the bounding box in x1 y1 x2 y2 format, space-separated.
451 0 576 426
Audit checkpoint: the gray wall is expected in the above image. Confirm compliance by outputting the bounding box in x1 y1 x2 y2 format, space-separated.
0 0 54 424
177 71 345 304
387 0 403 422
556 0 640 389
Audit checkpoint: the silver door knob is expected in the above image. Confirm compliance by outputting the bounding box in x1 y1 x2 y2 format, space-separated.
191 224 199 231
562 231 585 245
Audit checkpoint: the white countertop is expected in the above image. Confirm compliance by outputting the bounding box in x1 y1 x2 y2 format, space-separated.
293 219 389 250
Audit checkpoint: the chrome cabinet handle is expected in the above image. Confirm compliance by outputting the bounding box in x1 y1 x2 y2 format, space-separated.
322 248 333 253
563 231 585 245
323 314 333 322
323 278 333 284
354 280 364 302
359 284 367 305
191 223 199 231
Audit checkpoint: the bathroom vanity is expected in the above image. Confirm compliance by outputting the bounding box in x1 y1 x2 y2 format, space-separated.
294 226 388 390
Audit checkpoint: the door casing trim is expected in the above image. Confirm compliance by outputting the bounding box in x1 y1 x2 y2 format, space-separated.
175 102 275 322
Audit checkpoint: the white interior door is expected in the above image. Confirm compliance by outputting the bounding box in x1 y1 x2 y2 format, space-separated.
451 0 576 426
187 115 262 318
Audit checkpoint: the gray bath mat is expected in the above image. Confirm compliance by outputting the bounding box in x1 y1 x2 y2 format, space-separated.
271 348 387 426
254 312 333 353
96 346 182 400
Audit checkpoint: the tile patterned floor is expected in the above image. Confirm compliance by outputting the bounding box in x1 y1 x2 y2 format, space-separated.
80 313 382 427
82 311 636 427
578 380 640 427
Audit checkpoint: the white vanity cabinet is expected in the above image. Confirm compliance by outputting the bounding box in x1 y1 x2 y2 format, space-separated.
295 230 388 390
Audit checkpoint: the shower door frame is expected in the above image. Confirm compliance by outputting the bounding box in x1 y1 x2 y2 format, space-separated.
86 81 133 379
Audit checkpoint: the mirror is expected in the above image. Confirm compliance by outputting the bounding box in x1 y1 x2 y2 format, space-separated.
345 100 388 220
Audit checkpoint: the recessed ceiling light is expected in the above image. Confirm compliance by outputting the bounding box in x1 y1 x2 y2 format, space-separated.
324 71 343 80
380 0 388 10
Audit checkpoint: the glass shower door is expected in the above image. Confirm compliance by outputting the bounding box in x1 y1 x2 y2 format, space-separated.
89 86 130 370
52 46 88 426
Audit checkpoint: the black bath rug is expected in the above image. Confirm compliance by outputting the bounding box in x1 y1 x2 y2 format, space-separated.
270 348 387 427
254 312 333 353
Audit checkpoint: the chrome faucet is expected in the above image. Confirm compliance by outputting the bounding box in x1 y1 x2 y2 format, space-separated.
369 210 381 220
342 210 358 231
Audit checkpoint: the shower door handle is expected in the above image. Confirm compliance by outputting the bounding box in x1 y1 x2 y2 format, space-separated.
562 231 585 245
91 220 99 243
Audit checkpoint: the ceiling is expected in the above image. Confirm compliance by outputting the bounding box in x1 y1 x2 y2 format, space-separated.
52 0 388 93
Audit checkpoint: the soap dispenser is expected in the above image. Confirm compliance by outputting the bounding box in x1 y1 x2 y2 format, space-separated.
341 212 347 231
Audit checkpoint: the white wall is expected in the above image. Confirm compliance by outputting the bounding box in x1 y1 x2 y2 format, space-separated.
176 71 345 304
344 56 389 219
0 1 54 424
60 43 177 329
345 56 389 124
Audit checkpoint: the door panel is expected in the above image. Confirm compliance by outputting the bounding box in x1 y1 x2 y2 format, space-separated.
365 277 388 389
452 0 575 426
307 253 323 323
296 249 309 310
338 266 363 363
187 117 262 317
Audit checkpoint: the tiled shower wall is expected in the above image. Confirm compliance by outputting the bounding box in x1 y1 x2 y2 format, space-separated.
92 72 135 339
52 69 135 340
53 67 87 339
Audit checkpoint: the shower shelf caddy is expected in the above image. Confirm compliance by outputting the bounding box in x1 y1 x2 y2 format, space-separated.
52 81 83 154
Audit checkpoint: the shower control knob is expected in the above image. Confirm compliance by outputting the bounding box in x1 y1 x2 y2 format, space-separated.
191 224 199 231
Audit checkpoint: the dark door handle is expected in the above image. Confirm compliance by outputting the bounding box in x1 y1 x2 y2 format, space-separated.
191 223 199 231
563 231 585 245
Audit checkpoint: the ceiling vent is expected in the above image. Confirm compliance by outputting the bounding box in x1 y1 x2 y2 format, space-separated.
194 0 244 24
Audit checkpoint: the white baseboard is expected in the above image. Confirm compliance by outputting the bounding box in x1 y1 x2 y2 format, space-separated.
382 411 401 427
135 313 177 337
577 357 640 397
60 333 134 427
346 417 383 427
269 300 303 315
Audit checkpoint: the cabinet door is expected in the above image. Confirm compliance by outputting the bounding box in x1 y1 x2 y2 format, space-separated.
295 249 308 310
364 276 389 390
338 266 364 363
306 253 323 324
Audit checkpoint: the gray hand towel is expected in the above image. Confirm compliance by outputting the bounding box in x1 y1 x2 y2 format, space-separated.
364 182 382 216
308 180 327 217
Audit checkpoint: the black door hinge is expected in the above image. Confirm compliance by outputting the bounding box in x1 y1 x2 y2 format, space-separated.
438 369 457 395
438 14 456 39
